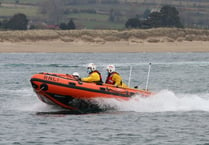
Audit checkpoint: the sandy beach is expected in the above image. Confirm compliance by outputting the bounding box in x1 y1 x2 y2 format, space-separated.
0 40 209 53
0 28 209 53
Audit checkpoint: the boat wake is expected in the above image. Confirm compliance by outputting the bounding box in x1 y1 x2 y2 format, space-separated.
93 90 209 113
9 88 209 114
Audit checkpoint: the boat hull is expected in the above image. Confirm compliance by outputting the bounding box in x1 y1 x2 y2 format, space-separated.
30 72 152 113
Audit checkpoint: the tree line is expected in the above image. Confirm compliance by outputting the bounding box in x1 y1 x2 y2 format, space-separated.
0 13 76 30
0 5 183 30
125 5 183 29
0 13 28 30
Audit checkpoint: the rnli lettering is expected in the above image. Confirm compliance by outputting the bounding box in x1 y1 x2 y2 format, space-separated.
44 76 59 82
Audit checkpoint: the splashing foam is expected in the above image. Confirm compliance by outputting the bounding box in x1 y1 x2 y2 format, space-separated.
94 90 209 113
14 88 209 113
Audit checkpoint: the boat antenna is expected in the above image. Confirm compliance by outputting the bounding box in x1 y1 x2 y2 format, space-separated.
145 63 152 91
128 66 132 87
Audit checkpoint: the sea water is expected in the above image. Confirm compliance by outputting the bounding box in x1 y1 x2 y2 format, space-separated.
0 53 209 145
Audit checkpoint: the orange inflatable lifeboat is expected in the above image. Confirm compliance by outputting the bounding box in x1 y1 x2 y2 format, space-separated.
30 72 152 114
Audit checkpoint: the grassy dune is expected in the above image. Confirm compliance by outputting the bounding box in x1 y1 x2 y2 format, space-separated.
0 28 209 43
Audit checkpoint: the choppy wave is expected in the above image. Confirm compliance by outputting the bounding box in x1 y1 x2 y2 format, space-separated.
2 63 80 68
0 87 64 112
2 61 209 67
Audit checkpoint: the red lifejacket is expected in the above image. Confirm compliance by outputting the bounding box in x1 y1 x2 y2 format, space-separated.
89 70 103 83
105 72 120 85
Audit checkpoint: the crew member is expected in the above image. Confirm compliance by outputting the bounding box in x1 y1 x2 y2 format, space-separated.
81 63 103 84
72 72 81 81
105 64 128 88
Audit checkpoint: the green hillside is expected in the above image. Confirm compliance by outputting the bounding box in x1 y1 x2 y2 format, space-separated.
0 0 208 29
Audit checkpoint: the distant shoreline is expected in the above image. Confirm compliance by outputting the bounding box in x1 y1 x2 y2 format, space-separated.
0 28 209 53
